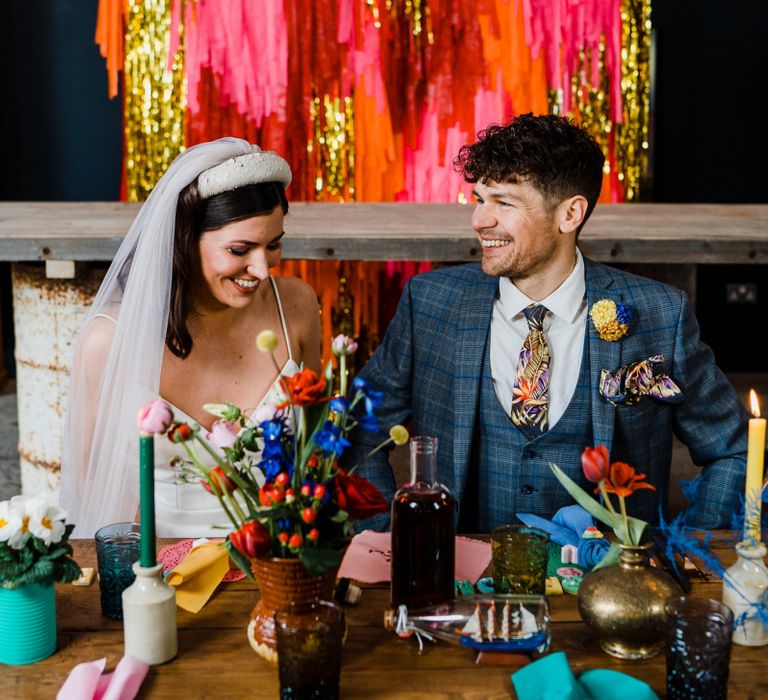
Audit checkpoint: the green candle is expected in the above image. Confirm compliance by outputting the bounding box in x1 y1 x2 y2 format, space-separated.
139 433 156 568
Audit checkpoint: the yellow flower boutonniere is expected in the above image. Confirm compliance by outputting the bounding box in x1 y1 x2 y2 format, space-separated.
589 299 632 342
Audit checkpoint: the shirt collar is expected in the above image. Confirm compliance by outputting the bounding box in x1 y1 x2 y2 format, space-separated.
498 249 586 324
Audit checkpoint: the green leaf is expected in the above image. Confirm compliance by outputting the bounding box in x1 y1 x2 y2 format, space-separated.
299 547 342 577
224 539 256 581
591 543 621 570
548 463 648 546
330 509 349 524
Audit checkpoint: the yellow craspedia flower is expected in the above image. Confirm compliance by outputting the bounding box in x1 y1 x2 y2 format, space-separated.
589 299 630 342
589 299 617 328
256 329 279 353
389 425 409 446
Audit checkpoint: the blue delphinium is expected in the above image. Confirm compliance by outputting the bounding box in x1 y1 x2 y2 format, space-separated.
313 421 351 457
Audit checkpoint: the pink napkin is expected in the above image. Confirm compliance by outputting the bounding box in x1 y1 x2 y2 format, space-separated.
57 656 149 700
338 530 492 584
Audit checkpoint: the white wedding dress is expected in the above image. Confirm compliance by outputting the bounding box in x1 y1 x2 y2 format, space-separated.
97 276 299 538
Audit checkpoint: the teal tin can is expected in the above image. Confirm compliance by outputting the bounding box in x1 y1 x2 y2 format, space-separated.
0 578 57 665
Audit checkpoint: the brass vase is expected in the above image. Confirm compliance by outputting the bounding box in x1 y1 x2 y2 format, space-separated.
577 543 682 659
247 557 339 664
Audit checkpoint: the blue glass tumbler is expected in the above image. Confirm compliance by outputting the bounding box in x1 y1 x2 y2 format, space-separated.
666 596 733 700
94 522 141 620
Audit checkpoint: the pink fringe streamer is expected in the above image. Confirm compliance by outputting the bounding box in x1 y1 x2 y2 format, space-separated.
172 0 288 127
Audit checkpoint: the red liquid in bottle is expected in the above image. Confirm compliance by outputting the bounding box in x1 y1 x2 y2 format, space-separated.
390 436 456 609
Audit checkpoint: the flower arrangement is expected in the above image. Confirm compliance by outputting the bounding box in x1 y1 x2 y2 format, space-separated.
0 495 81 588
144 333 407 577
589 299 632 341
550 445 655 568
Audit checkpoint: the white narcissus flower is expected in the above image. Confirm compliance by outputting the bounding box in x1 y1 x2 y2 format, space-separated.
28 499 68 546
0 500 23 546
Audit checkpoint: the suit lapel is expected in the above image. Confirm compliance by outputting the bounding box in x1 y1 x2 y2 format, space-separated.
453 270 498 497
583 258 623 458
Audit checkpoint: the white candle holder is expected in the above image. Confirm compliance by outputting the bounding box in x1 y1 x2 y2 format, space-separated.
122 562 178 664
722 541 768 647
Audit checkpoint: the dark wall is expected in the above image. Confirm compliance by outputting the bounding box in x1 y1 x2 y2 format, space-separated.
652 0 768 371
1 1 122 376
652 1 768 203
0 1 122 200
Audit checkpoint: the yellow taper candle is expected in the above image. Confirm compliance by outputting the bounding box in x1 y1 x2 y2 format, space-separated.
745 389 766 543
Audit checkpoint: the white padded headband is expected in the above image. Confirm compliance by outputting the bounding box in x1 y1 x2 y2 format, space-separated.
196 148 292 198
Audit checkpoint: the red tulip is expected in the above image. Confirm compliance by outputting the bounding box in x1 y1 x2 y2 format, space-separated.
288 533 303 550
201 466 236 495
313 484 327 500
603 462 656 498
308 528 320 541
275 472 290 487
334 470 388 520
229 520 271 559
278 532 289 545
581 445 610 483
300 483 312 497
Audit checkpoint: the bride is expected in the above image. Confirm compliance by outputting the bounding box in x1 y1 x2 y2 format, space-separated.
61 139 321 538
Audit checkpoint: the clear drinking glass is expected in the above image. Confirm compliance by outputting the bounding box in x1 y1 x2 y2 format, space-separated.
94 522 141 620
491 525 549 595
666 596 733 700
275 600 345 700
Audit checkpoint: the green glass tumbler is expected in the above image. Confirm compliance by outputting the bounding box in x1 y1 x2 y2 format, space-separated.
491 525 549 595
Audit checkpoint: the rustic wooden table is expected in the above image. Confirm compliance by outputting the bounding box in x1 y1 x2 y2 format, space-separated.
0 537 764 699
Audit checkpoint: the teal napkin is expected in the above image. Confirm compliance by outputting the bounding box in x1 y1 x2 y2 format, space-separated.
511 652 659 700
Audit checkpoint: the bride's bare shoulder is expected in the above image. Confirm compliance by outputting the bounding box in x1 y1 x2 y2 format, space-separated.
78 314 118 360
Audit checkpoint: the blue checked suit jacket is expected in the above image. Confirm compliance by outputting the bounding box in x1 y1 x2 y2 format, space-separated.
346 258 749 531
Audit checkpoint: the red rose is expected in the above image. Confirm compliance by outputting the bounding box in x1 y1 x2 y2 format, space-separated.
581 445 610 483
280 368 327 406
229 520 271 559
334 470 388 520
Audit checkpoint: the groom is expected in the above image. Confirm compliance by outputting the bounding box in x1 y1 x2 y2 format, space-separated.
347 113 748 532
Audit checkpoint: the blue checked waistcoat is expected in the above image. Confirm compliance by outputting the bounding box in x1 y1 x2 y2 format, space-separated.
345 258 749 531
468 332 593 532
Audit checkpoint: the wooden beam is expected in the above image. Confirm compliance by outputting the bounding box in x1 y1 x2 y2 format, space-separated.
1 201 767 263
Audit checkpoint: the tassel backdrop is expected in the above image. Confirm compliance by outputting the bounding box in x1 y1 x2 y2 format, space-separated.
96 0 651 356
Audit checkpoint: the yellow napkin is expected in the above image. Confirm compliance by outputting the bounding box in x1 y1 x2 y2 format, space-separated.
166 541 230 613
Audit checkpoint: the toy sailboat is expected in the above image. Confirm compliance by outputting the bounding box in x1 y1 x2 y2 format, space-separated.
385 594 550 653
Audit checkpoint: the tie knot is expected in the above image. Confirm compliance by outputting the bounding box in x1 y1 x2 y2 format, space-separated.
523 304 547 329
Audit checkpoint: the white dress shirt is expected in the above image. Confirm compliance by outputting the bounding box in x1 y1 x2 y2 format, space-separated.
490 250 587 429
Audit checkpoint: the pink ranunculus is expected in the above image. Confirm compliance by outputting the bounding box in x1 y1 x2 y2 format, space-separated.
137 400 173 435
331 334 358 357
206 420 239 450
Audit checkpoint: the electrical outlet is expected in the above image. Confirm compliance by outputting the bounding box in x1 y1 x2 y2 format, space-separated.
726 283 758 304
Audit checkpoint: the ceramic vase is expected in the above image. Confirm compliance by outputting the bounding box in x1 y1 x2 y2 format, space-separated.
722 541 768 646
248 557 338 664
0 578 57 665
122 562 178 665
577 543 682 659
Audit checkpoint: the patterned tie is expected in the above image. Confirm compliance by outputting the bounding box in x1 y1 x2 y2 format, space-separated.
510 304 550 440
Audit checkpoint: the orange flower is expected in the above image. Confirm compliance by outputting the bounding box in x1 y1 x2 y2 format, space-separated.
279 368 327 406
512 378 536 404
201 466 236 495
603 461 656 498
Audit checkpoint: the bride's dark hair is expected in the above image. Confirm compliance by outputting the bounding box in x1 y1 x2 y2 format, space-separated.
167 180 289 358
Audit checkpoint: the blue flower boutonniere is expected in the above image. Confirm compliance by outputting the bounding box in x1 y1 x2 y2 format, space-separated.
589 299 632 341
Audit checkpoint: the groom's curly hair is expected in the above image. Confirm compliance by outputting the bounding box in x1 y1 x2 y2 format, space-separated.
454 113 605 231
